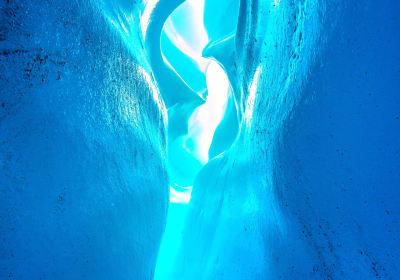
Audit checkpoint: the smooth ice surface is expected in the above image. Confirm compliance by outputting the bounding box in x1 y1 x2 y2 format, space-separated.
1 0 399 279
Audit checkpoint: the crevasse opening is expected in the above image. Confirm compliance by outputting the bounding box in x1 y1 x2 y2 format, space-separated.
144 0 239 278
156 0 236 204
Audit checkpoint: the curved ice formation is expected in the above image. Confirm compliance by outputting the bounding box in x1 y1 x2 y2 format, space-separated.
155 0 326 276
143 0 239 203
143 0 206 107
155 0 400 279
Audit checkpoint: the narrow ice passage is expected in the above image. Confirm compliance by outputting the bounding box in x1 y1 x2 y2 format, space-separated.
142 0 238 277
142 0 239 204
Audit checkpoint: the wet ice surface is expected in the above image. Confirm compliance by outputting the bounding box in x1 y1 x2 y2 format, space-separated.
0 1 168 279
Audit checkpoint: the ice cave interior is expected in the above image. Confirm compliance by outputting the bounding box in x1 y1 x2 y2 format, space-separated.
150 1 239 276
1 0 399 279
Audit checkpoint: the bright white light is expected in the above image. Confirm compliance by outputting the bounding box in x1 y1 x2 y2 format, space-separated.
186 60 230 163
140 0 160 40
163 0 209 71
137 65 166 119
245 65 262 127
171 60 230 204
169 184 192 204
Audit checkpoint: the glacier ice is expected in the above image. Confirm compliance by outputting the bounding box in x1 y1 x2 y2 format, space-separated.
0 1 168 279
159 0 399 279
1 0 399 279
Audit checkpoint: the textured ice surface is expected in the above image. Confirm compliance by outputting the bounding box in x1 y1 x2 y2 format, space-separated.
1 0 399 279
0 1 168 279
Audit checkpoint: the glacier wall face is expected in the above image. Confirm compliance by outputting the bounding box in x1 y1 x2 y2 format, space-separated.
275 1 400 278
0 1 168 279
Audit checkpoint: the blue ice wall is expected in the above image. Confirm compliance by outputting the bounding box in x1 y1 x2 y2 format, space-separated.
0 0 168 279
275 1 400 277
